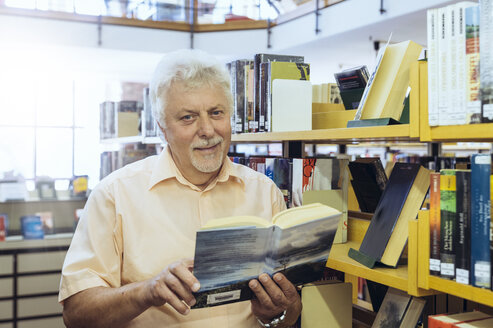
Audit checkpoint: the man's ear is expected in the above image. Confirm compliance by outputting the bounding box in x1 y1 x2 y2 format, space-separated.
157 121 168 142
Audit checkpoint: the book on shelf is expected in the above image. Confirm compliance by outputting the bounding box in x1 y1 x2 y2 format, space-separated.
253 54 304 132
142 87 163 139
191 203 340 308
480 0 493 122
300 281 352 328
353 39 422 123
428 311 492 328
334 65 369 110
271 79 312 132
229 59 253 134
370 288 412 328
463 4 481 124
440 169 457 280
430 172 442 276
266 158 293 208
312 83 342 104
398 297 426 328
455 169 471 284
470 154 491 288
0 214 6 241
260 61 310 132
427 8 439 126
437 5 450 125
348 162 431 268
347 157 387 213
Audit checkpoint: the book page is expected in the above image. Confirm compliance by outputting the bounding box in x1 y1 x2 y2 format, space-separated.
272 203 340 229
193 226 271 291
201 215 270 229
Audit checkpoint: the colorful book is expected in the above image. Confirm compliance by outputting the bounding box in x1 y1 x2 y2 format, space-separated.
430 172 441 276
470 154 491 288
455 169 471 284
429 311 492 328
192 203 340 308
440 169 457 280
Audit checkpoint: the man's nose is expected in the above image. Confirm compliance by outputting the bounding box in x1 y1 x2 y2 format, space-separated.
197 116 215 138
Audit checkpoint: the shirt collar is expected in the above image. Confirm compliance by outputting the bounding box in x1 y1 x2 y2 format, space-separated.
148 145 245 191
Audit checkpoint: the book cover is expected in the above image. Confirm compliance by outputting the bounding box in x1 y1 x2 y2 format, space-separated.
230 60 252 134
440 169 457 280
348 158 387 213
428 8 439 126
454 317 493 327
192 203 340 308
245 62 255 133
300 281 352 328
334 65 369 110
253 54 304 132
470 154 491 288
271 80 312 132
464 4 482 123
438 6 451 125
447 5 460 125
349 163 430 268
480 0 493 122
455 170 471 284
0 214 6 241
430 172 442 276
398 297 426 328
265 61 310 132
355 40 422 122
370 288 411 328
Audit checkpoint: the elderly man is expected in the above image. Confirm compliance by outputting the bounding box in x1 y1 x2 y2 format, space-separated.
59 49 302 327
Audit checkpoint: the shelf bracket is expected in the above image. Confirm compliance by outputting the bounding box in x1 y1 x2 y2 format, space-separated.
97 15 102 46
267 18 272 49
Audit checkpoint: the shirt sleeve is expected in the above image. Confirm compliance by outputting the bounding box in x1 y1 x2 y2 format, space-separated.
271 182 287 217
59 181 123 303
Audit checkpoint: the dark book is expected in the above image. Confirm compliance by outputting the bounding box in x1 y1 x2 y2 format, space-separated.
334 65 369 110
230 60 253 134
429 172 441 276
253 54 304 132
348 163 430 268
348 158 387 213
371 288 412 328
455 170 471 285
398 297 426 328
191 203 340 308
470 154 491 288
265 158 293 208
440 169 456 280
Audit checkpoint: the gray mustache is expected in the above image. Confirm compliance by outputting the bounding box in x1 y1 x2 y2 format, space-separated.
192 136 223 148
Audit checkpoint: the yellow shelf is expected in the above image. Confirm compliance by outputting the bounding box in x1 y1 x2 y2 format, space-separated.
428 123 493 142
231 125 415 143
428 276 493 308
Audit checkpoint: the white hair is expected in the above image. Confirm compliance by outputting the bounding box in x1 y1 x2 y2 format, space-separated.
149 49 233 129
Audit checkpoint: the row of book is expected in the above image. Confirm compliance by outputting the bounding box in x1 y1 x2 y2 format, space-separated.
100 144 157 179
100 100 143 139
227 54 309 134
429 154 493 289
427 1 493 126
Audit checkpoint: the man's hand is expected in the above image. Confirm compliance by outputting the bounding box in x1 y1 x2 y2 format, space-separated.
145 258 200 315
249 273 302 327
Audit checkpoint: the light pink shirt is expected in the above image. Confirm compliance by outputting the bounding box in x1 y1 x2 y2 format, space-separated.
59 146 286 327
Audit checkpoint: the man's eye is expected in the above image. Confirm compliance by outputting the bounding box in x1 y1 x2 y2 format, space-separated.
181 115 193 121
211 110 223 116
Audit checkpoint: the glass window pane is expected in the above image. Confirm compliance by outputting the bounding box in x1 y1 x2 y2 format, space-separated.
5 0 36 9
74 127 100 189
36 78 73 127
0 127 35 179
0 73 36 126
74 77 105 128
36 128 73 178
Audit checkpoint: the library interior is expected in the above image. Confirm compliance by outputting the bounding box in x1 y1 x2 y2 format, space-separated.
1 0 493 327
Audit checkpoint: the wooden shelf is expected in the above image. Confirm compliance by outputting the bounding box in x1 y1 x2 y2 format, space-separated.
428 123 493 141
428 276 493 308
100 136 142 144
231 125 415 143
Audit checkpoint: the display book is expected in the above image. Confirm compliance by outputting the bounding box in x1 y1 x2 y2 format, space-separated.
191 203 340 308
427 2 482 126
333 65 369 110
349 37 422 127
348 162 431 268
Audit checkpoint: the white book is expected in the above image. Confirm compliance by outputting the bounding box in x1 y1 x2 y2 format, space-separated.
448 4 460 125
465 4 481 123
480 0 493 122
437 6 450 125
427 8 439 126
271 79 312 132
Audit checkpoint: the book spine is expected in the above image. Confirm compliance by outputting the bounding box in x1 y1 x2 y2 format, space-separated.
456 4 468 125
471 154 491 288
465 4 482 123
455 170 471 285
480 0 493 122
440 169 456 280
430 172 441 276
259 62 268 133
491 174 493 290
245 62 254 133
438 6 450 125
428 8 439 126
448 4 461 125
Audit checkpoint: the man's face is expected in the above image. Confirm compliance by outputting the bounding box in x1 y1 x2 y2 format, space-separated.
161 82 232 184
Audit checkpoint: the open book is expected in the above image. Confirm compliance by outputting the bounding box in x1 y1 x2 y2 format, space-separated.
192 203 341 308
